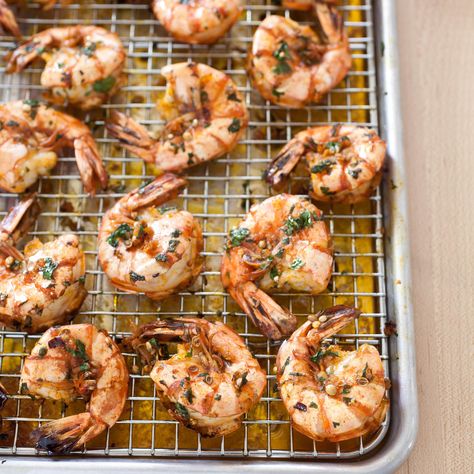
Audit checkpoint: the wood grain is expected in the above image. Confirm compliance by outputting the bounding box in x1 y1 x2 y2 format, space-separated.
396 1 474 472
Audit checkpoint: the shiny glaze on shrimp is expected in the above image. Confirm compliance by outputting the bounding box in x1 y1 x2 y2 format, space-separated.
98 173 203 300
266 125 387 203
0 100 108 194
221 194 333 340
21 324 128 454
129 318 265 437
107 62 248 173
7 26 126 110
0 195 87 333
152 0 242 44
276 306 389 442
248 2 351 107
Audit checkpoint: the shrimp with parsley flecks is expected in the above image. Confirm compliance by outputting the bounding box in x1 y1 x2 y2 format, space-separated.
152 0 242 44
248 1 351 107
21 324 128 454
107 62 248 173
0 195 87 333
277 306 389 442
7 26 126 110
98 173 203 300
221 194 333 340
0 100 108 194
128 317 266 437
265 125 387 203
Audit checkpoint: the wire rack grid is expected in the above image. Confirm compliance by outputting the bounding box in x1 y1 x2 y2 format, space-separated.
0 0 390 461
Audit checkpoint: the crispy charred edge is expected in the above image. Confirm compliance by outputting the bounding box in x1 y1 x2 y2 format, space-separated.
264 136 307 188
32 413 95 455
124 173 187 212
126 317 206 364
232 282 296 340
0 382 7 410
106 111 157 163
0 0 21 38
310 305 361 342
0 193 40 260
312 1 344 45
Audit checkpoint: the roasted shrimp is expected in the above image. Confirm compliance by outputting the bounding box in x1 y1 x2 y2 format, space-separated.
21 324 128 454
107 62 248 173
0 0 72 38
152 0 242 44
98 173 203 300
129 318 266 437
248 1 351 107
265 125 387 203
0 195 87 333
7 26 126 110
277 306 389 442
221 194 333 340
0 100 108 194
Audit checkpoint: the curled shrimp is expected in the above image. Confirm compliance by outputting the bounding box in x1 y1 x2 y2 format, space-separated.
107 62 248 173
221 194 333 340
248 1 351 107
21 324 128 454
7 26 126 110
98 173 203 300
0 195 87 333
129 317 266 437
265 125 387 203
0 100 108 194
276 306 389 442
152 0 242 44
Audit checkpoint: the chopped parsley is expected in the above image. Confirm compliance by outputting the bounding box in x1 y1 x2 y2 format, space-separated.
273 40 292 75
184 388 194 403
333 421 340 428
82 42 97 57
347 168 362 179
227 92 241 102
283 209 318 235
130 271 145 282
270 266 279 280
325 141 341 153
362 363 369 379
309 401 318 409
311 159 333 174
67 339 88 361
290 258 304 270
228 118 241 133
93 76 116 93
320 186 336 196
40 258 58 280
214 393 222 401
343 397 352 405
310 348 339 364
174 402 190 420
155 253 168 262
171 229 182 238
107 223 133 248
38 347 47 358
158 206 177 214
228 227 250 247
167 239 179 253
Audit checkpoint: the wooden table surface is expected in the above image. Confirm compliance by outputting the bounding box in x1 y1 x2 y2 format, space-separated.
396 1 473 472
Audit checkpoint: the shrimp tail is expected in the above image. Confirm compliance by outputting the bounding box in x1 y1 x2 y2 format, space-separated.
74 136 109 195
125 173 186 211
308 305 361 344
313 0 344 45
264 137 307 188
0 382 8 410
0 193 40 259
0 0 21 39
106 111 157 163
232 282 296 340
33 412 104 455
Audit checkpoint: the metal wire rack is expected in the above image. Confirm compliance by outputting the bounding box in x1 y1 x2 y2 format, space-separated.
0 0 390 461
